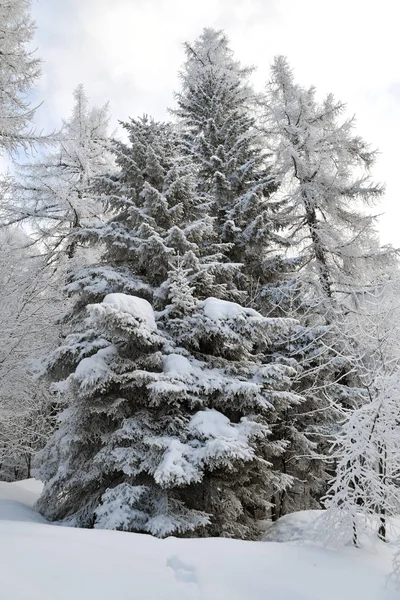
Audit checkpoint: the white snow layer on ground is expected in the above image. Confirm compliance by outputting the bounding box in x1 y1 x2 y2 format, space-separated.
0 479 398 600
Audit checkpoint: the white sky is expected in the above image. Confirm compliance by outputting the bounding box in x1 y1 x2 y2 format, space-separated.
30 0 400 246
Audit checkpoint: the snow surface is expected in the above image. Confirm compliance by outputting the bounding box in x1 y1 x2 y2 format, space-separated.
0 479 398 600
264 509 400 545
102 293 157 330
202 297 260 321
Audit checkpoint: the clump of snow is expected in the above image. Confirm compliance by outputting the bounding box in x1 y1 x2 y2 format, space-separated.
189 408 240 439
102 293 156 331
202 297 260 321
163 354 193 377
153 438 201 487
74 345 116 386
188 410 257 466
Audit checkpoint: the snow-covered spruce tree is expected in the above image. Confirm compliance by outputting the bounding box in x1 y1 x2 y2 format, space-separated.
68 115 240 307
102 105 337 517
35 116 302 538
0 0 41 154
3 85 114 261
172 28 286 297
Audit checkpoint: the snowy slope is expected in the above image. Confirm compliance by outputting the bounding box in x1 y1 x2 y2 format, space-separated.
0 480 398 600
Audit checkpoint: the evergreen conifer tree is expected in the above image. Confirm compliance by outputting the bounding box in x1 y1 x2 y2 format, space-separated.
36 116 302 538
172 28 284 299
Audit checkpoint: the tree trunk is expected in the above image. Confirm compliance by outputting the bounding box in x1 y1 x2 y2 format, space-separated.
377 442 387 542
352 519 358 547
25 453 32 479
270 496 278 522
302 191 333 301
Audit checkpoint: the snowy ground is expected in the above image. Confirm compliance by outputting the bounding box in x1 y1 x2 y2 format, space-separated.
0 480 398 600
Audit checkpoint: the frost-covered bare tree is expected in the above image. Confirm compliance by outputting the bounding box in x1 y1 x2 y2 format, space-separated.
0 228 59 480
323 371 400 546
0 0 41 155
0 0 61 480
2 85 114 261
0 87 114 479
323 273 400 546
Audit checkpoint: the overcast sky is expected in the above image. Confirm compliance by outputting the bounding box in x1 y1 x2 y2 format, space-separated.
30 0 399 246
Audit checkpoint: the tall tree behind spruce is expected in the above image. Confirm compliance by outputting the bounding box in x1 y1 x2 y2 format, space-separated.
0 0 40 155
172 28 286 299
35 116 302 539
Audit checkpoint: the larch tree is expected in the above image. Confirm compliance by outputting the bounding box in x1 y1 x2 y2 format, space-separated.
258 56 399 516
35 116 303 539
262 56 388 314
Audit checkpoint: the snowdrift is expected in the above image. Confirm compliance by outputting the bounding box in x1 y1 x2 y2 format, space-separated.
0 480 398 600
